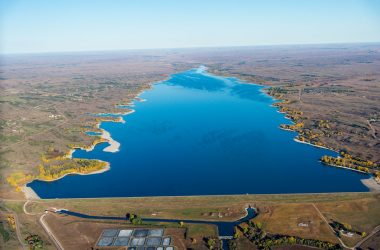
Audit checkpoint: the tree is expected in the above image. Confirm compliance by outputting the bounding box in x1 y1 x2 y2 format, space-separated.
229 239 238 250
343 223 352 231
25 234 43 250
207 238 216 250
129 214 142 225
289 236 296 244
233 232 239 239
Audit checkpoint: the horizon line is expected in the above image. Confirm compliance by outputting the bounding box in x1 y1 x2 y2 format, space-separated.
2 41 380 56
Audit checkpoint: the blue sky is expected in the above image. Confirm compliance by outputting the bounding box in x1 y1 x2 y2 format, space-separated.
1 0 380 54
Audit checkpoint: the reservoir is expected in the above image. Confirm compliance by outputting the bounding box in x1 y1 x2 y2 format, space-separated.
28 68 368 198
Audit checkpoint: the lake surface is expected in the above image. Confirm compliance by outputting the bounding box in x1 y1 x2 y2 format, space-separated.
28 68 368 198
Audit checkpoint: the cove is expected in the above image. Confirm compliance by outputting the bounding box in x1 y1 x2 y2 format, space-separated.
28 68 369 198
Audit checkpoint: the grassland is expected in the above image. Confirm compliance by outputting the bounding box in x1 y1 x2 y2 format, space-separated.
1 193 379 249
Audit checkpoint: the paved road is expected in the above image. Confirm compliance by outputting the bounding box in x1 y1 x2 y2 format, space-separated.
13 212 28 250
1 207 28 250
354 224 380 249
23 200 65 250
39 211 65 250
312 203 353 250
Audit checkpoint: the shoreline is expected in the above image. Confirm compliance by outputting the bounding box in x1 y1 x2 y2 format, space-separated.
68 111 134 156
211 70 339 155
20 74 174 200
21 84 156 199
361 178 380 192
101 130 120 152
87 98 137 153
22 68 376 200
22 162 111 199
293 138 336 152
321 162 369 174
66 148 75 159
87 86 153 153
210 69 377 192
36 161 111 183
279 126 296 132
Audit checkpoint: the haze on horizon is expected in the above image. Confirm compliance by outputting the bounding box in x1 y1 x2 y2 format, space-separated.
1 0 380 54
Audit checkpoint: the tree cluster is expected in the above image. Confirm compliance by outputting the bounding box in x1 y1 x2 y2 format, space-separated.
230 220 342 250
321 151 377 173
25 234 43 250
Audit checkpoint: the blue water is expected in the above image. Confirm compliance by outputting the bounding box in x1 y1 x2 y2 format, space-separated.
116 105 133 109
57 206 256 237
93 113 125 117
28 68 368 198
85 131 102 136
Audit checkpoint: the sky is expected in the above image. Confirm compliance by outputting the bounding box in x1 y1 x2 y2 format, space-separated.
1 0 380 54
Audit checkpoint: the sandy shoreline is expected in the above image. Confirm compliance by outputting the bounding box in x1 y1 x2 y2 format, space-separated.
90 107 137 153
91 92 144 153
293 138 336 152
361 178 380 192
101 130 120 152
